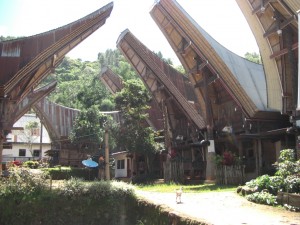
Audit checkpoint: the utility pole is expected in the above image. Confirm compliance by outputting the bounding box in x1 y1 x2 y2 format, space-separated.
105 126 110 180
39 121 43 160
0 134 3 175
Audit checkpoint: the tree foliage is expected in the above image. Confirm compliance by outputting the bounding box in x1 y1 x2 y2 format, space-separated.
44 57 112 111
98 49 138 81
244 52 262 64
113 79 156 155
18 121 40 156
69 106 113 153
0 36 18 41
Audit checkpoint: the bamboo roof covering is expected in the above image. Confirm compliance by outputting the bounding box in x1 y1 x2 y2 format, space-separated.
33 98 80 140
236 0 299 113
100 67 124 94
0 2 113 99
9 81 57 130
150 0 279 119
117 29 206 129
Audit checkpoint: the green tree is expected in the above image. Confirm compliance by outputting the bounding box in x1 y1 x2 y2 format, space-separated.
98 49 138 81
113 79 157 172
100 99 115 111
18 121 39 157
244 52 262 64
0 36 18 41
155 51 173 66
175 65 186 74
46 57 111 111
69 106 114 154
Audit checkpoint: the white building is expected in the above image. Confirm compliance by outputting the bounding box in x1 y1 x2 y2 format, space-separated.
2 114 51 163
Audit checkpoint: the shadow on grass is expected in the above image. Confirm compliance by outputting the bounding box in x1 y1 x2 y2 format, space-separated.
136 183 237 193
185 184 237 192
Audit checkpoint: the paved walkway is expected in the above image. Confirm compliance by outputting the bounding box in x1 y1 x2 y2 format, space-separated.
136 190 300 225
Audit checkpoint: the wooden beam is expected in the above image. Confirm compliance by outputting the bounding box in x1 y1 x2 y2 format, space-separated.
178 37 192 55
263 15 296 38
194 74 218 88
188 60 208 75
270 42 298 59
252 0 273 15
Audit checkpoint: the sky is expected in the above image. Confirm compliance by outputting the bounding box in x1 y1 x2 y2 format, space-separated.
0 0 259 65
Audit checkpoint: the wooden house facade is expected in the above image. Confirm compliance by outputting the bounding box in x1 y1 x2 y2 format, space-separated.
0 2 114 172
150 0 296 181
117 29 215 182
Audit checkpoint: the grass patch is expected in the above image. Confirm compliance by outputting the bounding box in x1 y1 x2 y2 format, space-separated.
135 183 237 193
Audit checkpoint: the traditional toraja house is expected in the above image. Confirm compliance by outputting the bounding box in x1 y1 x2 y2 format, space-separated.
33 98 81 166
0 82 57 171
0 2 114 172
150 0 296 181
236 0 299 113
33 97 121 167
235 0 299 154
100 66 164 179
117 29 218 182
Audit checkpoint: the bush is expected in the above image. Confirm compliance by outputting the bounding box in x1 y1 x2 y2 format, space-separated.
284 175 300 194
59 177 86 198
87 180 135 201
0 168 201 225
0 167 49 196
268 176 285 194
23 160 39 169
43 166 98 180
0 173 139 225
275 149 299 177
239 149 300 208
245 174 270 189
246 191 277 206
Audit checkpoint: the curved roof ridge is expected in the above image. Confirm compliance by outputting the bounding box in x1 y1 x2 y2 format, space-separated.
117 29 206 129
151 0 274 115
0 2 114 43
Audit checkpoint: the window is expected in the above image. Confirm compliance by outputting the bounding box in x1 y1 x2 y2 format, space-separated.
117 159 125 169
33 150 40 157
19 149 26 157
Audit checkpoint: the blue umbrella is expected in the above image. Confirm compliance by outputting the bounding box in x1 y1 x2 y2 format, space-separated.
82 159 98 168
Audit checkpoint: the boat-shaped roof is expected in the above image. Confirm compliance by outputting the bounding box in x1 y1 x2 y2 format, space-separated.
151 0 277 118
117 29 206 129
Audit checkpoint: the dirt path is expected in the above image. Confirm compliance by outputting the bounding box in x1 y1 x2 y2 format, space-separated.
136 190 300 225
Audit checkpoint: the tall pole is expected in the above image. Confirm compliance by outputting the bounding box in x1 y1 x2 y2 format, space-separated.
0 134 3 175
297 10 300 110
39 121 43 160
296 10 300 160
105 127 110 180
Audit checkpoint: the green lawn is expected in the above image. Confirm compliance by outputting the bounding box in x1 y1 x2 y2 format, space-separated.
134 183 237 193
